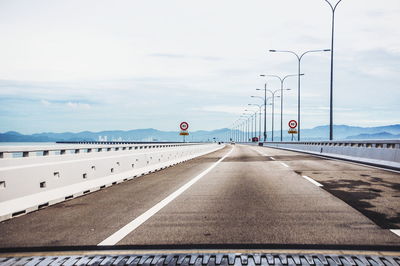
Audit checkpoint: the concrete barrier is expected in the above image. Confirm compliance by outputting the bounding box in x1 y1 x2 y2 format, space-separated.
0 143 223 222
261 140 400 170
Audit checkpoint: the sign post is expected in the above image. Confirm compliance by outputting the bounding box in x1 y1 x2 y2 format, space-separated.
179 122 189 142
288 120 298 141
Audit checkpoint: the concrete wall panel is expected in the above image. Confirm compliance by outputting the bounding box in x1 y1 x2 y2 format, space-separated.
0 143 223 222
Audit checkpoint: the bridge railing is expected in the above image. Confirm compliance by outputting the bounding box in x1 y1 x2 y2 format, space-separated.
261 140 400 169
0 142 223 222
0 143 198 159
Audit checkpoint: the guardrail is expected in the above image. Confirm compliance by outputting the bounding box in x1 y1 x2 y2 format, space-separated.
0 143 197 159
0 143 223 222
261 140 400 169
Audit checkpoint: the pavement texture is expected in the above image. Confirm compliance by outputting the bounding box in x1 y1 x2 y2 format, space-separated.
253 146 400 229
0 144 399 248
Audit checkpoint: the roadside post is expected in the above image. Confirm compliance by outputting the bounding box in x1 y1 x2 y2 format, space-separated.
179 122 189 142
288 120 298 141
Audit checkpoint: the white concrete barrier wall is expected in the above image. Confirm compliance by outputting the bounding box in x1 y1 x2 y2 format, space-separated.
263 140 400 168
0 143 223 222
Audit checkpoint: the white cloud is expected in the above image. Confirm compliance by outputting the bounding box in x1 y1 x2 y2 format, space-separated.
0 0 399 133
40 99 51 106
66 102 91 110
196 105 248 115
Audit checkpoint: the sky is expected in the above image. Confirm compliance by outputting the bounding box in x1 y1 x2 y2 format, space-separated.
0 0 399 134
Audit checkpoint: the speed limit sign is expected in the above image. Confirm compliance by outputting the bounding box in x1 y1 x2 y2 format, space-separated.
180 122 189 131
288 120 297 129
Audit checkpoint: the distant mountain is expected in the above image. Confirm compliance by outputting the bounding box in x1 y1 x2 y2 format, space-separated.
1 124 399 142
0 131 56 142
0 128 230 142
346 132 400 140
295 124 400 141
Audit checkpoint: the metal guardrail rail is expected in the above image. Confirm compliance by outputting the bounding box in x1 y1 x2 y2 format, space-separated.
56 141 194 144
0 143 203 159
260 140 400 170
263 140 400 149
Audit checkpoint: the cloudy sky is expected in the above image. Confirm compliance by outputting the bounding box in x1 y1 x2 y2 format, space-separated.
0 0 399 134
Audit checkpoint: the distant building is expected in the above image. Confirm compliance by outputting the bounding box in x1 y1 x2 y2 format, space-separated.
98 136 108 141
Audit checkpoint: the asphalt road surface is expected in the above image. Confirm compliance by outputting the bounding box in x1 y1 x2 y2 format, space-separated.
1 144 399 248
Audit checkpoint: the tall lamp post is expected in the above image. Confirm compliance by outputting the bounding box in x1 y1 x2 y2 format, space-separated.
233 119 240 142
257 88 281 141
248 103 262 141
245 109 258 141
261 74 302 141
232 119 240 142
252 82 268 142
242 113 252 142
269 49 330 141
239 124 242 142
324 0 343 140
251 95 274 141
250 95 266 141
237 119 245 142
260 89 280 142
239 116 246 142
236 123 240 142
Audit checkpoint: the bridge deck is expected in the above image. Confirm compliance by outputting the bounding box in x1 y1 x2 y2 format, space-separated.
0 145 399 247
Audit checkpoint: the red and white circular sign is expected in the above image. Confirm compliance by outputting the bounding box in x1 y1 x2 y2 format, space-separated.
180 121 189 131
288 120 297 129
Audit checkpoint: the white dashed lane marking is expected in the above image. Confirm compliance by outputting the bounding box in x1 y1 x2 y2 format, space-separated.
280 162 289 168
390 229 400 237
302 175 323 187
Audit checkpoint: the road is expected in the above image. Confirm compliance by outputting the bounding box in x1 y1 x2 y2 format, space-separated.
0 144 399 248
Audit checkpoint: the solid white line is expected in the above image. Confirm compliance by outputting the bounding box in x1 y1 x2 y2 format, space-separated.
390 229 400 237
302 175 323 187
98 146 234 246
280 162 289 168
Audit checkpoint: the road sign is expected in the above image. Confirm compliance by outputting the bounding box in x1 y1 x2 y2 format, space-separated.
180 131 189 136
180 122 189 131
288 129 298 134
288 120 298 129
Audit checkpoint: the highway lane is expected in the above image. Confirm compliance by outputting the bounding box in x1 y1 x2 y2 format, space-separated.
118 144 399 246
0 144 399 248
251 145 400 229
0 147 230 247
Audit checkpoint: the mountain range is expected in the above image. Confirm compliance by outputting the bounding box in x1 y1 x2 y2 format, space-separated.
1 124 399 142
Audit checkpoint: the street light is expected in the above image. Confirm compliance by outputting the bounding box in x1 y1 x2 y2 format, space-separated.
242 113 252 142
251 94 267 141
251 95 275 141
237 118 246 142
266 89 280 142
261 74 303 141
239 120 244 142
245 109 257 141
252 82 268 142
256 88 282 141
231 119 241 142
248 103 262 141
269 49 330 141
236 119 243 142
324 0 343 140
